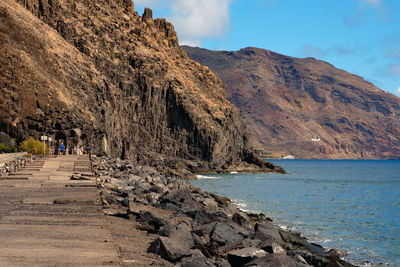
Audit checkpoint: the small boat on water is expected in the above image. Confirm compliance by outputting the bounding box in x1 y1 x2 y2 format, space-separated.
282 154 295 159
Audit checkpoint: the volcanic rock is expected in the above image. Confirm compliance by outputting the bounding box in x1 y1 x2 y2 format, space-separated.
95 157 355 267
0 0 283 173
227 247 268 267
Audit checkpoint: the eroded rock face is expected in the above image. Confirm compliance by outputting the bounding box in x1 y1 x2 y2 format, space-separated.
0 0 277 171
183 46 400 159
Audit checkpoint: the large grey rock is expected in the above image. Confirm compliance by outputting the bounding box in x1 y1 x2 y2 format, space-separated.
159 223 194 249
253 223 283 243
227 247 268 267
201 198 219 213
137 211 166 233
160 185 203 212
148 236 191 263
243 254 297 267
279 230 325 254
210 222 251 246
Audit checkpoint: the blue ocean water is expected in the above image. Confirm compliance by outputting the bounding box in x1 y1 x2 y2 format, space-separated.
192 160 400 266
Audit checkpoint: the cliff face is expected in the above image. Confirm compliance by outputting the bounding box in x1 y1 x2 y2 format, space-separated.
0 0 280 171
183 46 400 159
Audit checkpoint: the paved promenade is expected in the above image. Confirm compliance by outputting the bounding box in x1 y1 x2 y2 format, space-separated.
0 155 120 266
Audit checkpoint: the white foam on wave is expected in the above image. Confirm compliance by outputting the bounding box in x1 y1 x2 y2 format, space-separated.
232 199 250 212
196 174 218 179
231 199 263 214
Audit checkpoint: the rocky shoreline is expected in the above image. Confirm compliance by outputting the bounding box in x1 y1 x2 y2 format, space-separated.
95 157 355 267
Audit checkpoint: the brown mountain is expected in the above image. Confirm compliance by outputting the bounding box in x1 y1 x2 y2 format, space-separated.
0 0 283 173
183 46 400 159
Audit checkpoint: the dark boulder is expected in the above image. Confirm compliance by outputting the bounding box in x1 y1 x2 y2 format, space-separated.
243 254 297 267
137 211 166 233
148 236 191 263
227 247 268 267
253 223 283 243
159 185 203 212
210 222 252 247
279 230 325 254
159 223 194 249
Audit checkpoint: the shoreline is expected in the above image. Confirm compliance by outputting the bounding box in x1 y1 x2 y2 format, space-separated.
95 156 355 266
229 198 355 265
194 161 398 267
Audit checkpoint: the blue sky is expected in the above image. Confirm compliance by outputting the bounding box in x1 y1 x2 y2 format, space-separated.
134 0 400 96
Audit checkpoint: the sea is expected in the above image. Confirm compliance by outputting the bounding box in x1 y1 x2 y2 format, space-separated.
192 160 400 267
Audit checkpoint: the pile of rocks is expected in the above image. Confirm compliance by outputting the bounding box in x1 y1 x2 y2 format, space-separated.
94 157 354 267
0 156 31 178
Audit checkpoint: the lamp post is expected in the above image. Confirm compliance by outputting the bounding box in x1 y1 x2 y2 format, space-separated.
40 135 48 156
48 137 52 155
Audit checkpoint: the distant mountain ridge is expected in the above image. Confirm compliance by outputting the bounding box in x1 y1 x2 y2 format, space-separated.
183 46 400 159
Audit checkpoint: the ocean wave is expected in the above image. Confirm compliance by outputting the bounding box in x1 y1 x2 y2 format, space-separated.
232 199 250 212
196 174 218 179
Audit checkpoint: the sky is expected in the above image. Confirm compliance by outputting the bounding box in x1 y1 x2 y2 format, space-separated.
134 0 400 97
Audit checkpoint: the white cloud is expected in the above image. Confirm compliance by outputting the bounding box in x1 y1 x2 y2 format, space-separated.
134 0 233 46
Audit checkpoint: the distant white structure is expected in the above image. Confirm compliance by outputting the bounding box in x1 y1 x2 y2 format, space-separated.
282 154 295 159
311 136 321 142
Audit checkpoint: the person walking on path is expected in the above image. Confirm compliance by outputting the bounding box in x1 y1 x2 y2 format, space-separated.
59 143 65 156
86 145 91 160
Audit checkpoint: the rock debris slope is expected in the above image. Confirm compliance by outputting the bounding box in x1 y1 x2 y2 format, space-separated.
0 0 282 172
183 46 400 159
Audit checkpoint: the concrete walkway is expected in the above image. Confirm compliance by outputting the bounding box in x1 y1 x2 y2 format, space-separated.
0 155 120 266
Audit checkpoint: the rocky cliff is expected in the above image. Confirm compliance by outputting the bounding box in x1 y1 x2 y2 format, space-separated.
183 46 400 159
0 0 283 172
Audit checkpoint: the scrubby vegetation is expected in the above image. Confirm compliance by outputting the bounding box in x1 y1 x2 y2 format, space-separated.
19 138 49 155
0 143 17 153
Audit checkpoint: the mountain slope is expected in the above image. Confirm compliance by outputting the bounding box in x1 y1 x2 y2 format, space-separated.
0 0 283 172
183 46 400 159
